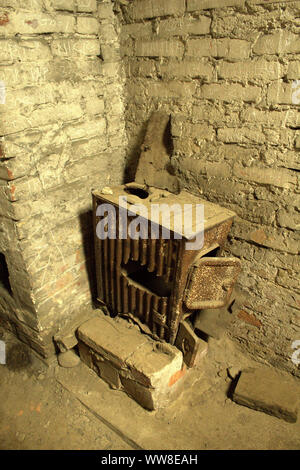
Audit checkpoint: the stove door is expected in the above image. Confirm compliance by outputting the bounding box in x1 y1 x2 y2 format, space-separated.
184 257 241 310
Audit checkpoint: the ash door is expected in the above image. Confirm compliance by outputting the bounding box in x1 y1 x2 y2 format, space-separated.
184 257 241 310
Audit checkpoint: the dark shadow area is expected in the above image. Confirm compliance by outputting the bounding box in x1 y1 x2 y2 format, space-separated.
202 246 220 258
0 253 12 295
194 328 209 342
124 186 149 199
163 116 174 157
6 343 32 371
122 259 172 297
226 371 242 399
79 210 97 304
123 120 149 183
73 344 80 358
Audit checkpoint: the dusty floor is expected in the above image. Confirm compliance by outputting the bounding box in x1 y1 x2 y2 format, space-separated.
0 329 132 450
0 327 299 450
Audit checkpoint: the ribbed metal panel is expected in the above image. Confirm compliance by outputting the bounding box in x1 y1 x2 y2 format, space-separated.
96 204 179 342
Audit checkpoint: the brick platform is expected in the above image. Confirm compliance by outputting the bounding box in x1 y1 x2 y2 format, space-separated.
77 315 189 410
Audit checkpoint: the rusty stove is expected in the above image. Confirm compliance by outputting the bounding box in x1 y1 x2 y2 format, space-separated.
92 113 241 367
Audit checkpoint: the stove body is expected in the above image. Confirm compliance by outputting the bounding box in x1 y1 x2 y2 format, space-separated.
92 184 240 356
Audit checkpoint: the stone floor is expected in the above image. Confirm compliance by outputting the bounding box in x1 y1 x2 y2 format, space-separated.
0 327 299 450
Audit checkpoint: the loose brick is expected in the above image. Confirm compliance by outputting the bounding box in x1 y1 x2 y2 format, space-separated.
233 367 300 423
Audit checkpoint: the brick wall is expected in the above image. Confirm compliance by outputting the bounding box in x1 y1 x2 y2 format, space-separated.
117 0 300 376
1 0 299 374
0 0 127 357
